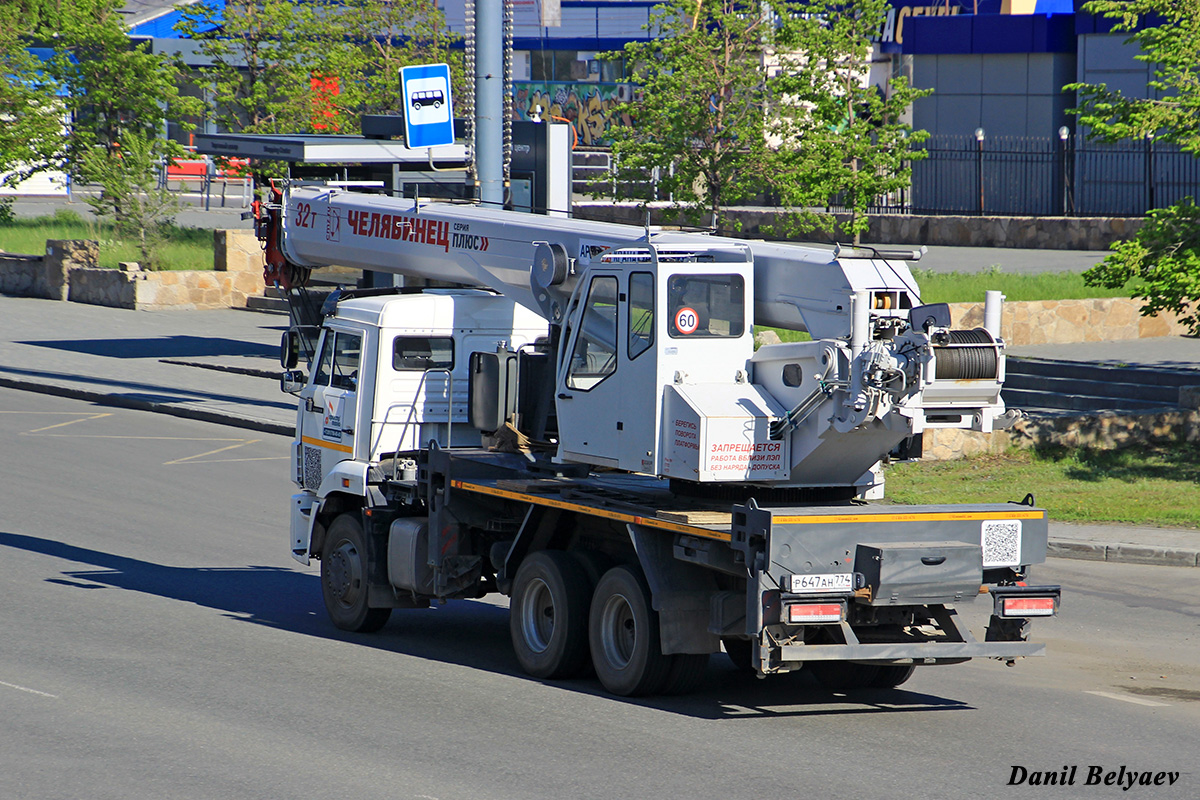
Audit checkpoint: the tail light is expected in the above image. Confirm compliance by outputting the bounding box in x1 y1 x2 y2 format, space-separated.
992 585 1060 618
786 601 845 624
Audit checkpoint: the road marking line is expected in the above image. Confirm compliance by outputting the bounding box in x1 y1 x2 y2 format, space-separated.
171 456 289 464
25 412 112 433
1085 690 1170 707
0 680 59 699
0 411 109 414
165 439 260 465
23 434 247 441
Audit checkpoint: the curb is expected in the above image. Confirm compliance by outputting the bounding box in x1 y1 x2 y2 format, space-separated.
1048 539 1200 568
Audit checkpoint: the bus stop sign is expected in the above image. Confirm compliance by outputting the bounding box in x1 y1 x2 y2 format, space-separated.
401 63 454 148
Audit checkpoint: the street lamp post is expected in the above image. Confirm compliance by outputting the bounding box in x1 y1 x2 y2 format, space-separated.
1058 125 1071 217
974 127 985 215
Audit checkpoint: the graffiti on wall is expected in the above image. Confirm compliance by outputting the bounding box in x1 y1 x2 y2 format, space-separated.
512 82 634 146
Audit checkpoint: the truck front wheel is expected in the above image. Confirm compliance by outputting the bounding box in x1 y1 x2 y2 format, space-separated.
589 565 671 697
510 550 592 679
321 513 391 633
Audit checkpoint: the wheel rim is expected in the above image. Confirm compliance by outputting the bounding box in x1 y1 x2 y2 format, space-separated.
519 577 555 654
326 538 365 610
598 592 637 670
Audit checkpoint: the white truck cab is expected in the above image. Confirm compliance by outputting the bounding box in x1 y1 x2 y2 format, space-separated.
288 289 547 563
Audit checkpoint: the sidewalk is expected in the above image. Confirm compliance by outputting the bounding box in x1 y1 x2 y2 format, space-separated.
0 293 1195 567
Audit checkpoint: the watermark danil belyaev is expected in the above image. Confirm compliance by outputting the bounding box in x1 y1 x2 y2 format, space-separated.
1008 765 1182 790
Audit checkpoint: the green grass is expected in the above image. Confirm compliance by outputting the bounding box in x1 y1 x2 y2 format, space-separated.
0 210 214 270
912 266 1138 304
885 445 1200 529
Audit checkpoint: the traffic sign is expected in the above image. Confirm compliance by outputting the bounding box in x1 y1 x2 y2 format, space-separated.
401 63 455 148
674 307 700 335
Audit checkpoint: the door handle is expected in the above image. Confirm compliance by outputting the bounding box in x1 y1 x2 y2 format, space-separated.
341 428 354 435
557 393 573 400
921 556 947 566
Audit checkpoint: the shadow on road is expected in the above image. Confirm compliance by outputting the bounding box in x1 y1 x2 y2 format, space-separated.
2 530 974 719
0 365 296 410
17 336 278 360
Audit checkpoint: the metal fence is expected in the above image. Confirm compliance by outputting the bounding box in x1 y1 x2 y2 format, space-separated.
576 135 1200 218
910 134 1200 217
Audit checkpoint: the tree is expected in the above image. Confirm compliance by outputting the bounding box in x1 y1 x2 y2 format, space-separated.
332 0 462 121
601 0 928 237
1068 0 1200 333
80 131 184 264
178 0 461 180
178 0 331 165
0 4 64 190
42 0 200 267
771 0 931 243
602 0 778 231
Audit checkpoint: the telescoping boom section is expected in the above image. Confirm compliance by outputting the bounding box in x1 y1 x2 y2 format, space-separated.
267 184 1059 698
274 185 1013 494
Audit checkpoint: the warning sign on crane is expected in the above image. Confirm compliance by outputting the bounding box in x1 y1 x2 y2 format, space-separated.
401 63 455 148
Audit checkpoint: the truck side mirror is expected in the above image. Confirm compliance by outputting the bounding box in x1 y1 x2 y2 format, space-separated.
281 329 300 369
281 369 306 394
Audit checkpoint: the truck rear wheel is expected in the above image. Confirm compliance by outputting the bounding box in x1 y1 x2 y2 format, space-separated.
321 513 391 633
870 664 916 688
589 565 671 697
721 637 755 673
659 653 709 695
510 550 592 679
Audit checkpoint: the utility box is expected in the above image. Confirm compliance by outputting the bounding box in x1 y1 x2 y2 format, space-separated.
855 541 982 606
510 121 572 217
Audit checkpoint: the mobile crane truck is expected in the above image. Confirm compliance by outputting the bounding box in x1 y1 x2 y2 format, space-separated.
262 183 1060 697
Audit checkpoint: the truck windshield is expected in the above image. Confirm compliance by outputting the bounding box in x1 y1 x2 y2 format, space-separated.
314 331 361 391
666 273 745 338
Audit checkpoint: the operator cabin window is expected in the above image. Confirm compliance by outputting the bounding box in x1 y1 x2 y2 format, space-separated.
314 331 362 391
628 272 654 359
667 273 745 338
394 337 454 371
566 275 619 390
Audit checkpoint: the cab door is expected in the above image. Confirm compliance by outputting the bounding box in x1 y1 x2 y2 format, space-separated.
298 327 362 491
556 273 622 466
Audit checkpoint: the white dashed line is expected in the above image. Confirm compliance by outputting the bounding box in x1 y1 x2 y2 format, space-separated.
1085 690 1169 707
0 680 59 699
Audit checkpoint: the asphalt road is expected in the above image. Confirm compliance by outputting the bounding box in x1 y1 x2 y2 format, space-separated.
2 388 1197 799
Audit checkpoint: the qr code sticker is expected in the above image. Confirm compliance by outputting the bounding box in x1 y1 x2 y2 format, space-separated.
982 520 1022 567
303 445 322 490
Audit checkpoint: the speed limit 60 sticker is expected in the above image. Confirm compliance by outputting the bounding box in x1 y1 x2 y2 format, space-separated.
674 307 700 334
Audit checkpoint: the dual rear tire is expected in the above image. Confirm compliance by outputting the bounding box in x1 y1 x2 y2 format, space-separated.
509 556 708 697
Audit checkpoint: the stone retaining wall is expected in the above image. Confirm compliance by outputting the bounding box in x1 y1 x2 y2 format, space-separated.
0 230 264 310
574 203 1143 251
0 239 98 301
949 297 1189 345
922 408 1200 461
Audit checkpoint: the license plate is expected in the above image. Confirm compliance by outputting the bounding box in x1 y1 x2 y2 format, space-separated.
790 572 853 593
